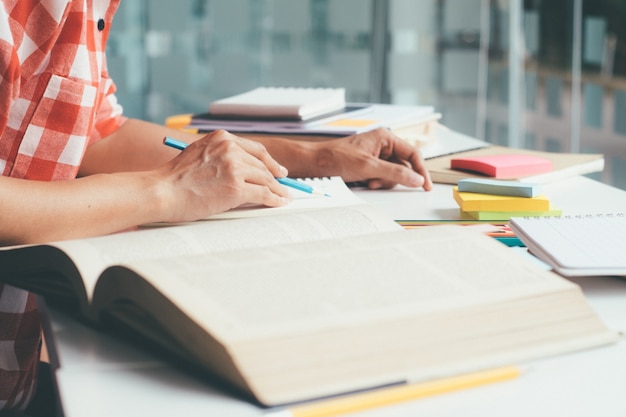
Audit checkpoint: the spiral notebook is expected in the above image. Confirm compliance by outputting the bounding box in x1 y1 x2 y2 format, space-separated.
509 214 626 277
208 87 346 121
208 176 366 219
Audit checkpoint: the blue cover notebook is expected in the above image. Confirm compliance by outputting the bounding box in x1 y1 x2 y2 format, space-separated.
457 178 542 198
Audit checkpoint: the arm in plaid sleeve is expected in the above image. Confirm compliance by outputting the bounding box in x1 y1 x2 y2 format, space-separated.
0 2 42 411
89 60 126 145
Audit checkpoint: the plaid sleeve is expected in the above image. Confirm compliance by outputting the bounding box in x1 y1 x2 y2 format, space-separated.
89 59 127 144
0 3 43 412
0 2 19 138
0 285 41 412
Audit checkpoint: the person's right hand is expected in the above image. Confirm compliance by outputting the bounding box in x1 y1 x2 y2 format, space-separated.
155 130 291 222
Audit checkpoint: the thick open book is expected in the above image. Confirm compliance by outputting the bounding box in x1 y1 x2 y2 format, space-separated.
1 205 617 406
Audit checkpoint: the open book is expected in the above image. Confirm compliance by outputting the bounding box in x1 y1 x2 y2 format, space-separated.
1 205 617 406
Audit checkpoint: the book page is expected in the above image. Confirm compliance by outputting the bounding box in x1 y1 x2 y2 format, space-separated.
52 204 400 302
116 225 576 341
94 223 616 406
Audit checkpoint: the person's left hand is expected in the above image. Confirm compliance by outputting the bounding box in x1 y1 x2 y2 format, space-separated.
314 128 433 191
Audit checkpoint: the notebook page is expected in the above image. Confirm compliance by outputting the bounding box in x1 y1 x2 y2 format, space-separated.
509 214 626 275
208 176 365 219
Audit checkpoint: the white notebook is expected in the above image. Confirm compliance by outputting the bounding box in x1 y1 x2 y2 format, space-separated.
208 87 346 120
208 176 367 219
509 214 626 277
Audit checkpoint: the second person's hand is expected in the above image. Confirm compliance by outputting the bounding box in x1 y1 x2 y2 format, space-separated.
313 128 433 190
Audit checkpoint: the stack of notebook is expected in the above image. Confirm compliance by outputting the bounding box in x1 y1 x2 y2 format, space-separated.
165 87 440 147
453 178 562 221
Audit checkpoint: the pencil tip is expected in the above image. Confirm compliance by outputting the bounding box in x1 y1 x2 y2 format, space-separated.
312 190 331 197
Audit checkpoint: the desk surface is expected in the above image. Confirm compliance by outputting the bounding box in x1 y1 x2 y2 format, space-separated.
48 175 626 417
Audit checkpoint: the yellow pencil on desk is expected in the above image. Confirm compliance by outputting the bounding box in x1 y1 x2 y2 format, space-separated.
162 137 329 196
264 366 520 417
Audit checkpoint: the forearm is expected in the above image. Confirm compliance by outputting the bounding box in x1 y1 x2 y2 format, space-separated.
81 118 327 178
80 118 203 175
249 129 432 189
242 135 331 178
0 172 166 246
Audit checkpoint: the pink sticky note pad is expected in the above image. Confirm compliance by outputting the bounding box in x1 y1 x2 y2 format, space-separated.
450 154 553 178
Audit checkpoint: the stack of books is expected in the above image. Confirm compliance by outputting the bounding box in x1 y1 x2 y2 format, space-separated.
452 178 562 221
165 87 441 147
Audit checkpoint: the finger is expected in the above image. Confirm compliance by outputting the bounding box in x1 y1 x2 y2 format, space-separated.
382 136 433 190
226 131 289 178
243 182 291 208
205 131 291 198
235 157 291 200
364 159 426 189
407 150 432 191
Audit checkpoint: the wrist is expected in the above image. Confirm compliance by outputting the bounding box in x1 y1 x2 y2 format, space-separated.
279 140 341 178
142 170 178 223
311 141 342 177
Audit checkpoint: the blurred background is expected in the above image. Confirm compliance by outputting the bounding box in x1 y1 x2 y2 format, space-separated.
107 0 626 190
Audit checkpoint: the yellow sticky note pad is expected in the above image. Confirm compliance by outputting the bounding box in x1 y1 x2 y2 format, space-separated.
165 113 193 129
453 187 551 212
325 118 378 127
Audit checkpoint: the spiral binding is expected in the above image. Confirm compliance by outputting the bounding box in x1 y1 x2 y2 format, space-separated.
521 213 625 220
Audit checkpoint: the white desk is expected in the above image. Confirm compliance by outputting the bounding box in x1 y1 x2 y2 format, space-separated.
47 176 626 417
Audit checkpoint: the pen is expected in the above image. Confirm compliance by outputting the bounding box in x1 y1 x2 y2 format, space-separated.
162 137 329 196
264 366 521 417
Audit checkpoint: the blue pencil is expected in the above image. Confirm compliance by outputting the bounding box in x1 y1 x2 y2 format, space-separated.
275 177 330 196
162 136 329 196
163 136 189 151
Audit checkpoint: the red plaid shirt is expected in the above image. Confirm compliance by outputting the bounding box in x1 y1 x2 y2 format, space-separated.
0 0 124 410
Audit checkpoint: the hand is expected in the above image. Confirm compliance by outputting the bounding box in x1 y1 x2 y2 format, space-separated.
156 130 291 222
315 128 433 190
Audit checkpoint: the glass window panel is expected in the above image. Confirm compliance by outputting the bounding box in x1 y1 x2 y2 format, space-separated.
583 17 606 65
614 90 626 136
584 83 603 129
546 137 562 153
107 0 626 189
525 71 537 111
545 76 563 118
